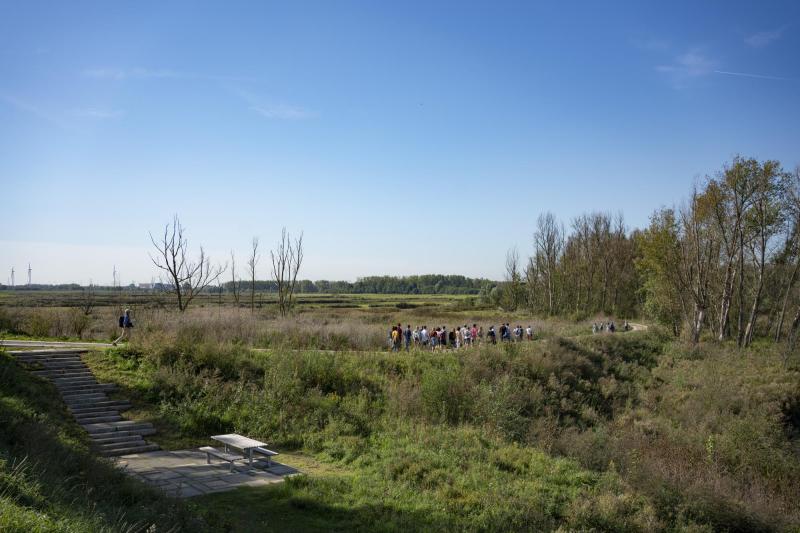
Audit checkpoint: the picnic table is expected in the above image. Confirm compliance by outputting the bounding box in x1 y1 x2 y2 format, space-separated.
211 433 267 467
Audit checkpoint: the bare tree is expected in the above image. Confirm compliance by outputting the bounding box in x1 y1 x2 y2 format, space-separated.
149 215 226 312
271 228 304 317
80 280 96 316
229 250 241 305
504 246 523 310
248 237 260 312
533 212 565 315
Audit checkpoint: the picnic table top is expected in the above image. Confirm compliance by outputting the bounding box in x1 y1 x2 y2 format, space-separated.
211 433 267 450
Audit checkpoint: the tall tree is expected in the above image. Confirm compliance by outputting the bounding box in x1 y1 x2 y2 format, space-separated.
742 160 786 346
532 212 564 315
705 157 758 341
636 208 686 335
775 168 800 341
271 228 304 317
248 237 260 313
149 215 225 312
504 247 524 311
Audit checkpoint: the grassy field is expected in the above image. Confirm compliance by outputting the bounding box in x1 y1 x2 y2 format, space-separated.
0 289 472 310
2 291 798 531
0 290 596 350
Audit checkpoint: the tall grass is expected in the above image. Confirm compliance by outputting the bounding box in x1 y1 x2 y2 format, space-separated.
89 327 800 531
1 298 601 349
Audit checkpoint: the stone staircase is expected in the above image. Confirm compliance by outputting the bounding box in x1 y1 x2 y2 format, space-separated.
12 349 159 457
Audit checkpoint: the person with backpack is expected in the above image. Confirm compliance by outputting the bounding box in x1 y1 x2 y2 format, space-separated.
404 325 412 351
488 326 497 344
113 309 133 346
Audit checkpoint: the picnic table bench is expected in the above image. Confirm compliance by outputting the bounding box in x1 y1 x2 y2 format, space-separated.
253 446 279 466
199 433 280 471
199 446 246 472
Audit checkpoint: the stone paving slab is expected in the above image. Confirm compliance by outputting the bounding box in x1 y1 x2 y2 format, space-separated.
116 449 297 498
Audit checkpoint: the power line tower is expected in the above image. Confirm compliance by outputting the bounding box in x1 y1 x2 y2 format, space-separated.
10 267 14 288
27 264 31 285
113 265 118 288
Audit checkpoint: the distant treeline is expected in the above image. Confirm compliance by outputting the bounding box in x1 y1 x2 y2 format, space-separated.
0 275 496 295
230 275 494 294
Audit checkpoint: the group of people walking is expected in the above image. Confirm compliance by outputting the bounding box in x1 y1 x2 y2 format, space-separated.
388 323 535 351
592 320 630 334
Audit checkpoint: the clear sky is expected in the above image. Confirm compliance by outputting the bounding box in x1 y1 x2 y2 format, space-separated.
1 1 799 285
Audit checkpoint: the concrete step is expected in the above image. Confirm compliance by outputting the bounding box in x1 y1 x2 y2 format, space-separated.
65 396 111 407
61 390 106 401
59 385 106 401
32 369 92 376
72 409 122 424
35 372 94 380
70 405 129 416
68 400 130 412
67 403 117 415
59 388 113 397
8 349 87 356
56 383 116 394
38 363 87 370
82 421 155 435
96 438 147 451
55 381 100 389
51 376 97 384
76 414 123 424
88 427 156 439
99 443 159 457
20 354 85 360
90 433 146 445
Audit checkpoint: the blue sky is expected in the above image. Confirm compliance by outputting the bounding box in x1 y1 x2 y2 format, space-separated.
1 1 799 284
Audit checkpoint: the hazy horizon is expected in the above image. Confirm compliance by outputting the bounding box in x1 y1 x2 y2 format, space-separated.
2 2 799 284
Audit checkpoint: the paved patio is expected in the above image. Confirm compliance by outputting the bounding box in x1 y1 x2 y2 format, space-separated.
116 449 298 498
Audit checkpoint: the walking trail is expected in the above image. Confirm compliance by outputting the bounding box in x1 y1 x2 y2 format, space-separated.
3 342 296 498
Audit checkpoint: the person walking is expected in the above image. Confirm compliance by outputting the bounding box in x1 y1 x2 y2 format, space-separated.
113 309 134 346
488 326 496 344
404 324 412 351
